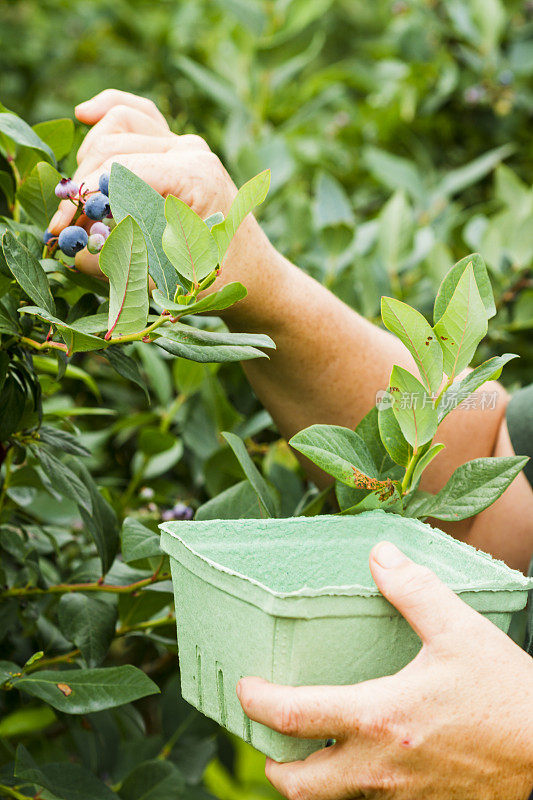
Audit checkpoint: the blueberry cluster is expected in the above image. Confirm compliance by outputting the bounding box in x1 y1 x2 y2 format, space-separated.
44 172 111 258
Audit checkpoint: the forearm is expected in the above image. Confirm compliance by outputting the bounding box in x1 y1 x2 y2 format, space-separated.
218 221 533 566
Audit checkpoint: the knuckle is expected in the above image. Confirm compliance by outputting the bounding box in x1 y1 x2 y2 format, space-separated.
402 565 437 598
181 133 210 151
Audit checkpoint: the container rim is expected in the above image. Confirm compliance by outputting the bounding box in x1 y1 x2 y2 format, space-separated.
159 515 533 600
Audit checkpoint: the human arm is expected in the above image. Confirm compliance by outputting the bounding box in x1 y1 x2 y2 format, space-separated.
237 541 533 800
48 90 533 570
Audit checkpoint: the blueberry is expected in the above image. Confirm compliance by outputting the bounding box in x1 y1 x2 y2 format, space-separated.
55 178 79 199
42 229 54 245
87 233 106 254
161 502 194 522
89 221 111 239
98 172 110 196
58 226 89 257
84 192 111 221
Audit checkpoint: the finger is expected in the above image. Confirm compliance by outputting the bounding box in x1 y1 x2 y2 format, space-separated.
77 106 171 164
75 88 169 128
76 132 209 177
237 677 356 739
369 541 480 645
265 746 363 800
50 150 217 234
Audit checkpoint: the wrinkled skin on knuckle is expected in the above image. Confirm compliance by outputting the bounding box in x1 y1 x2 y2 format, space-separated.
178 133 211 151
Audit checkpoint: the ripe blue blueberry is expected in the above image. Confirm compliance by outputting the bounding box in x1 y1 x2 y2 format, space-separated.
87 233 106 254
55 178 79 199
84 192 111 221
98 172 110 196
58 226 88 257
42 229 54 245
89 221 110 239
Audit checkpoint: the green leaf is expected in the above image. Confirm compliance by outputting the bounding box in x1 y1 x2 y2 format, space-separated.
11 665 159 713
289 424 377 487
155 335 271 363
433 262 488 378
434 253 495 323
341 483 403 515
121 517 161 562
0 661 21 686
388 365 438 449
38 425 91 457
0 170 14 204
409 442 445 489
354 406 402 479
19 306 107 354
0 112 55 164
196 479 267 520
221 431 279 517
379 404 411 467
313 170 354 230
162 195 219 283
157 322 274 351
378 190 413 275
15 745 118 800
103 346 149 401
438 354 517 423
414 456 529 521
33 447 93 512
17 161 62 228
211 170 270 260
67 457 120 575
32 118 74 161
109 163 178 298
0 706 56 738
99 215 149 337
119 759 185 800
434 144 514 200
363 146 426 204
3 231 55 314
152 281 247 317
58 594 117 667
381 296 443 393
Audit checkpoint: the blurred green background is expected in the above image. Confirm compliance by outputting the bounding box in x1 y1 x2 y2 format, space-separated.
1 1 532 798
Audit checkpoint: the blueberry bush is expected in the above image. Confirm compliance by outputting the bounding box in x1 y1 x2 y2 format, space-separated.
0 1 532 799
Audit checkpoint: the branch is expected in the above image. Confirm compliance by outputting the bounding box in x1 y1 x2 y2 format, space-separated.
1 569 171 600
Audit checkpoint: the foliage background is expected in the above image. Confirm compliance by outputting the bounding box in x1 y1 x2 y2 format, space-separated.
0 0 532 798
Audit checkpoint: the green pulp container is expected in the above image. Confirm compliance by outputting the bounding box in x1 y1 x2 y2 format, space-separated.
159 511 531 763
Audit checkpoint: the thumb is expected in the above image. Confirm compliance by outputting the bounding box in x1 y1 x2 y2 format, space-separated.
369 541 478 645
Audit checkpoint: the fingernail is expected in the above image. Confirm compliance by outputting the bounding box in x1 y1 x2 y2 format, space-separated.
75 101 88 112
236 681 242 699
374 542 408 569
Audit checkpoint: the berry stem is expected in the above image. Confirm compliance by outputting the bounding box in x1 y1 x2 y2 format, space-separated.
20 336 68 354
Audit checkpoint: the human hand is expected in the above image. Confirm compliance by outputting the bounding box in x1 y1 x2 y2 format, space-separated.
238 542 533 800
48 89 246 279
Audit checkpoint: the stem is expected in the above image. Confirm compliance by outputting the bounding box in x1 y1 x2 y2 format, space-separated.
400 450 418 495
22 613 175 675
0 784 33 800
0 446 14 515
157 710 197 760
434 376 453 409
1 569 170 600
107 315 168 345
160 393 186 433
20 337 68 355
8 157 22 223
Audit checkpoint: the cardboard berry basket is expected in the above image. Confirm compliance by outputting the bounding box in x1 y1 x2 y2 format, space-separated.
159 511 531 763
